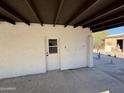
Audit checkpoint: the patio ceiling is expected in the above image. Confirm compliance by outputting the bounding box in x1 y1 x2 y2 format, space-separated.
0 0 124 32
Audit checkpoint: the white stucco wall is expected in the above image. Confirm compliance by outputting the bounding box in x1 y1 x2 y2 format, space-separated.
0 22 92 79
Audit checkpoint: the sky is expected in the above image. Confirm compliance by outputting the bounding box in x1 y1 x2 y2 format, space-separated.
108 26 124 35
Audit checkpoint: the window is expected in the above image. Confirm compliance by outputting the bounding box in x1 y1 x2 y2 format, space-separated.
48 39 58 54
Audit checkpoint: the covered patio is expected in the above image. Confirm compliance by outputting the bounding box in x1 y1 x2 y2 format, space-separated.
0 0 123 31
0 0 124 92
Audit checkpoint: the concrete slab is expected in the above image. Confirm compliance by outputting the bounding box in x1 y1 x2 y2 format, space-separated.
0 67 124 93
0 53 124 93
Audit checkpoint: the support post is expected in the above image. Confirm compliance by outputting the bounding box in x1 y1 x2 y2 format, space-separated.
87 31 94 67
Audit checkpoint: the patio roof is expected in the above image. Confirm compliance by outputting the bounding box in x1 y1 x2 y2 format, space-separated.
0 0 124 32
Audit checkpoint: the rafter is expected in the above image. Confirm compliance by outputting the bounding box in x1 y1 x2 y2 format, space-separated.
64 0 97 27
91 15 124 29
0 0 30 25
74 0 124 28
83 5 124 28
25 0 43 26
72 0 102 27
91 22 124 32
89 15 124 28
54 0 64 26
0 14 15 24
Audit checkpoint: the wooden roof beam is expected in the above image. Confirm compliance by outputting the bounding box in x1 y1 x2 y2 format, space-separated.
0 0 30 25
64 0 97 27
89 15 124 28
91 15 124 29
83 5 124 28
54 0 65 26
74 0 124 27
25 0 43 26
0 14 16 25
72 0 102 28
91 21 124 32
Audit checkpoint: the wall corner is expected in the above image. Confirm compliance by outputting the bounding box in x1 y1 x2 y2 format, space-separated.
87 34 94 68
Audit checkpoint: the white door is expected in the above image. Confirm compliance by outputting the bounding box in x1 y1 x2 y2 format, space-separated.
46 37 60 71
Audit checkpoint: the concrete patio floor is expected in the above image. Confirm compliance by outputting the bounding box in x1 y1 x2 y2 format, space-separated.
0 54 124 93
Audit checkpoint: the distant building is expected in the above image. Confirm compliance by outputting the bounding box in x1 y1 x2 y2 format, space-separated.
104 34 124 52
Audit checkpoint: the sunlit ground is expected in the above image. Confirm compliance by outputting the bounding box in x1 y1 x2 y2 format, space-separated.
101 90 110 93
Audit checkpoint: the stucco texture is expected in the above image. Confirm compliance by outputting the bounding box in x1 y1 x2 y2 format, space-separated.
0 22 92 79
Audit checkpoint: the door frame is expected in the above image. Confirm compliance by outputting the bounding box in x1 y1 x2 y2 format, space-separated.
45 36 61 71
